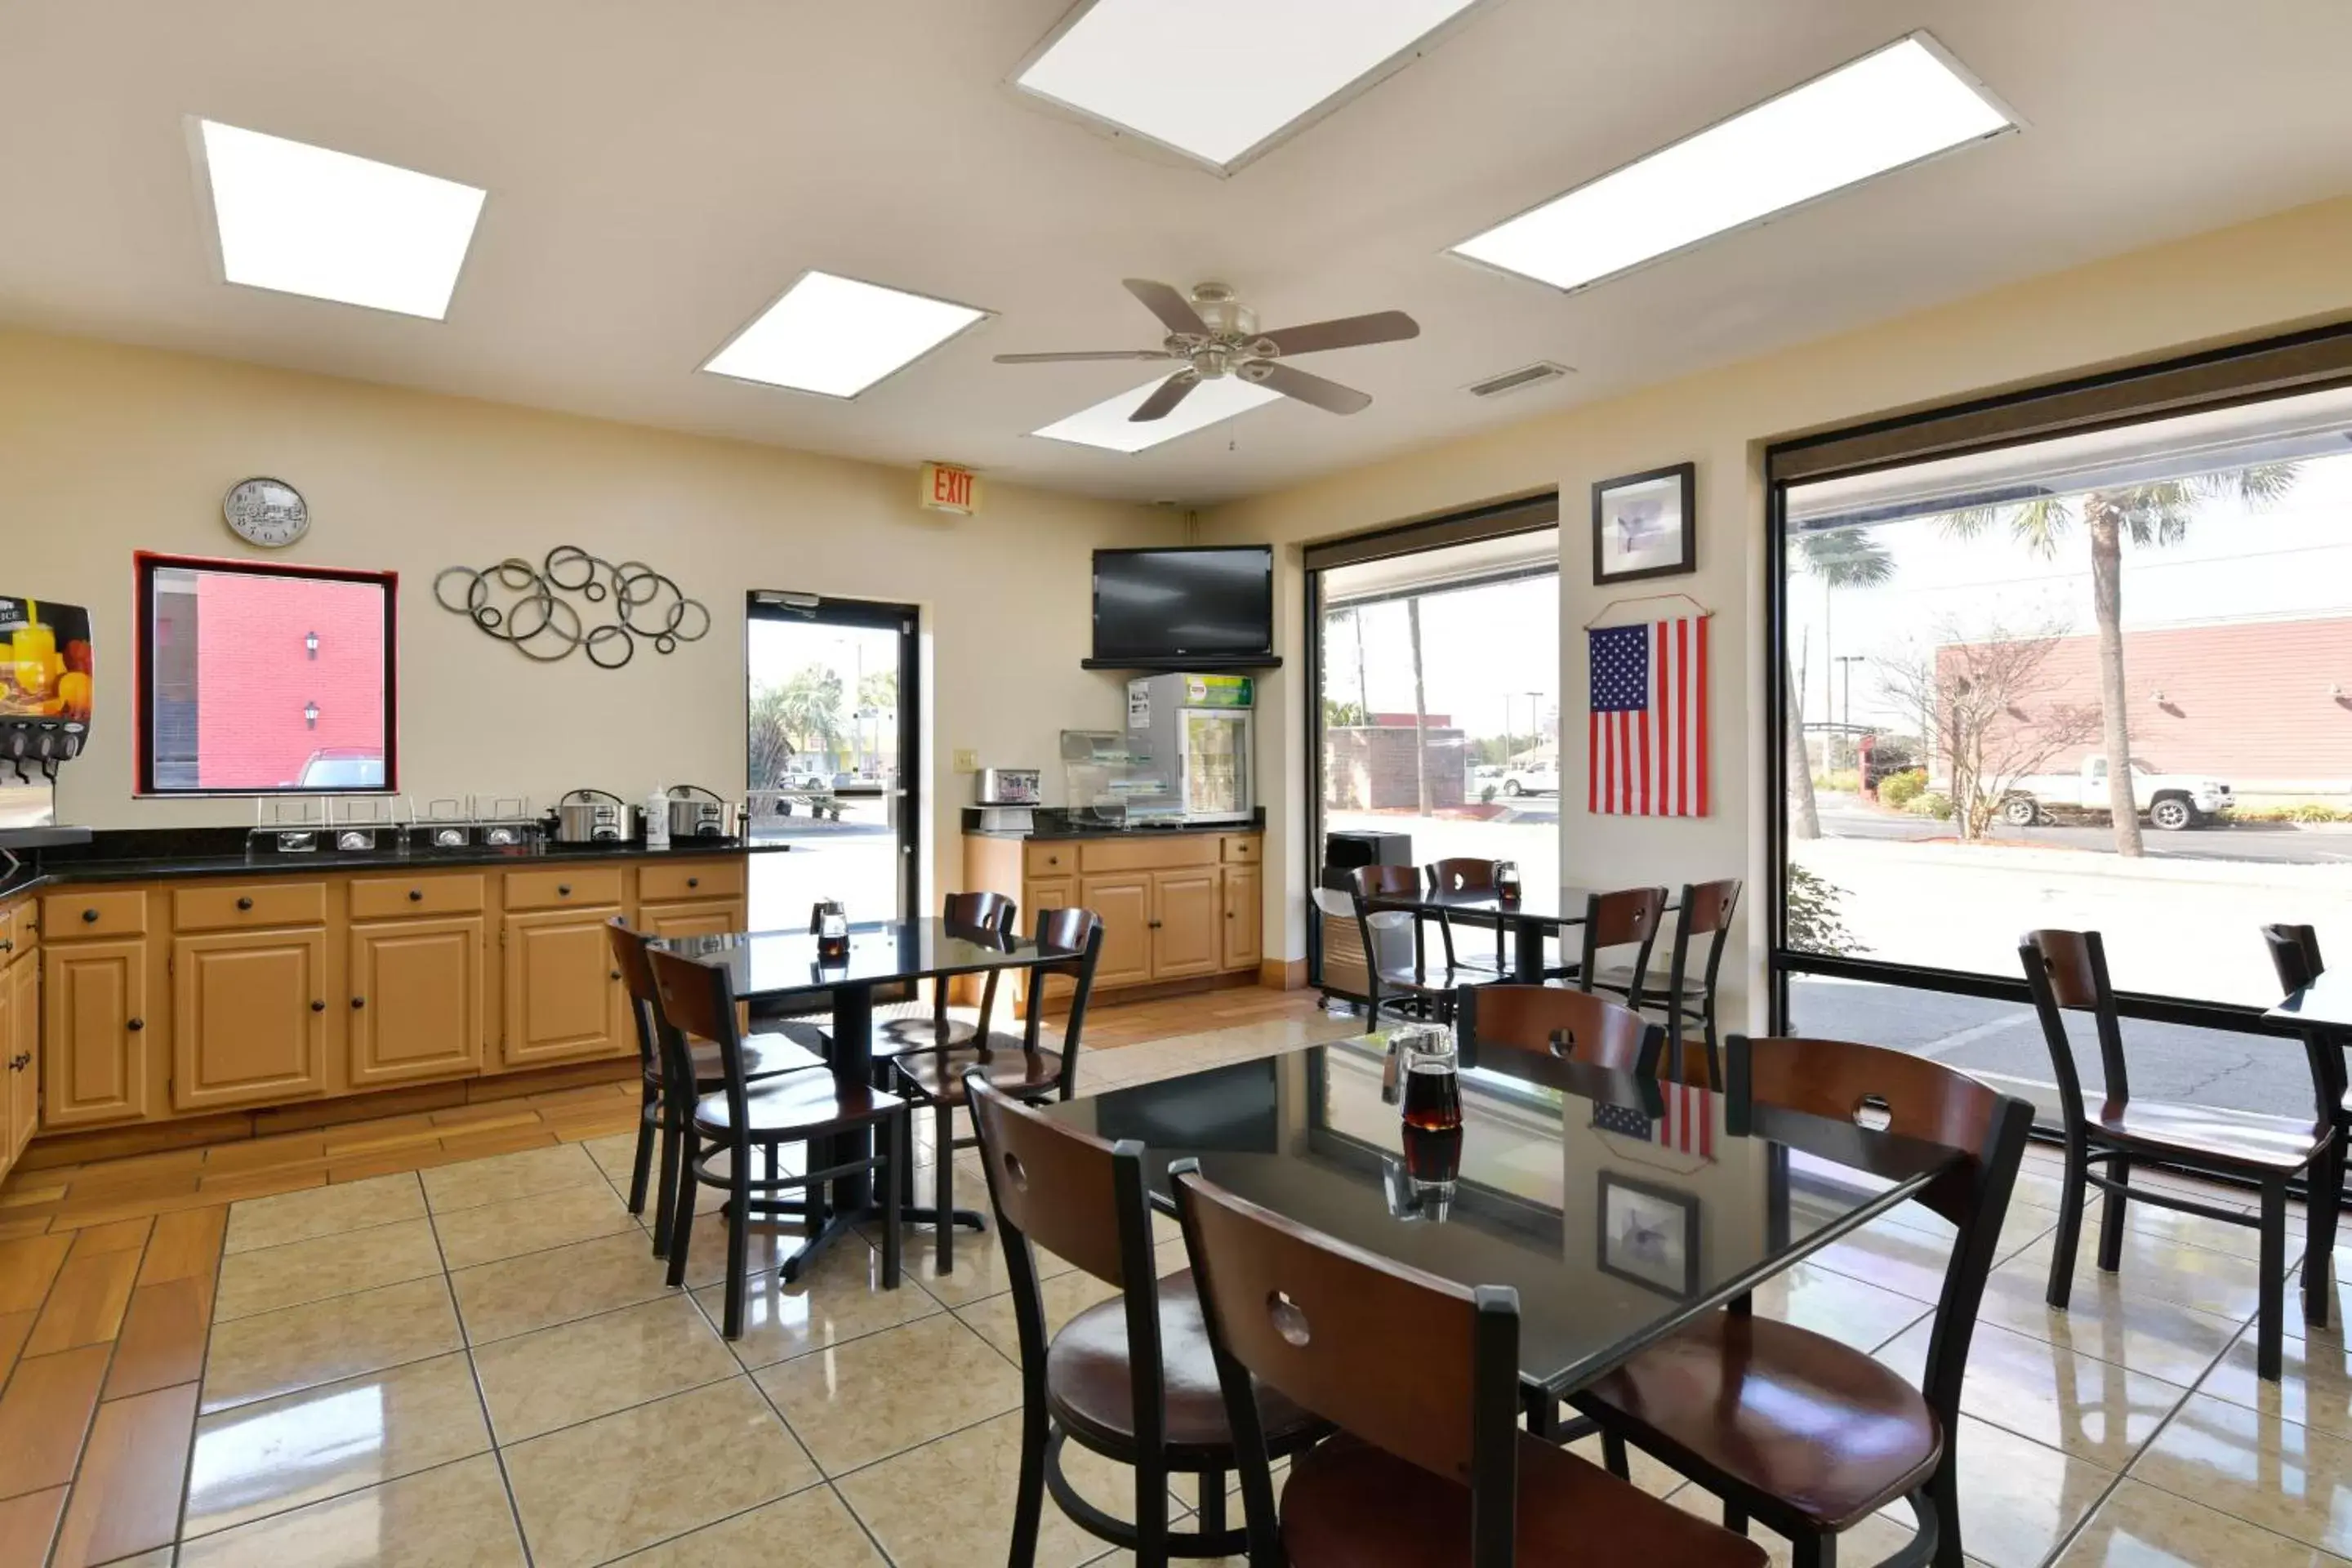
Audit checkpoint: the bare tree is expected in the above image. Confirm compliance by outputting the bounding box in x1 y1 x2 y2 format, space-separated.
1875 618 2100 842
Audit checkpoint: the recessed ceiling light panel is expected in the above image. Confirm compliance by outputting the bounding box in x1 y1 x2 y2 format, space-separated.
1032 376 1281 453
1016 0 1483 172
702 271 990 399
196 119 486 319
1451 33 2014 292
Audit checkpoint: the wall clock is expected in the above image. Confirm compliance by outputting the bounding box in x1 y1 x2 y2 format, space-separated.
223 477 310 548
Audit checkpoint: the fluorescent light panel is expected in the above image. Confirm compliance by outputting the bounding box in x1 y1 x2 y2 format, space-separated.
704 271 987 398
1032 376 1280 453
198 120 485 319
1452 35 2012 292
1018 0 1479 169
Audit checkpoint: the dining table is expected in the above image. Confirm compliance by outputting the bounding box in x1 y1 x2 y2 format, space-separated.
656 917 1080 1280
2268 965 2352 1039
1045 1033 1958 1419
1367 881 1681 982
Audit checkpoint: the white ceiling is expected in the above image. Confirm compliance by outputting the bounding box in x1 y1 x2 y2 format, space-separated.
4 1 2350 506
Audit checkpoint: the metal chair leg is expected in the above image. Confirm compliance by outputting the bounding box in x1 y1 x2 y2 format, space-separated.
2259 1178 2287 1382
935 1100 956 1273
2096 1156 2131 1273
2047 1137 2088 1309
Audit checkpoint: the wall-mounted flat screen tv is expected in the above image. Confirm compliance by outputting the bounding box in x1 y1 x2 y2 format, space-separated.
1092 546 1274 664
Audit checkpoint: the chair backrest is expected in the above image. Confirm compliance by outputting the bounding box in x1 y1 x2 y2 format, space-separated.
608 920 662 1082
2017 928 2130 1119
1455 984 1662 1077
1576 885 1666 995
1725 1034 2031 1473
1666 879 1742 995
1020 909 1106 1095
945 889 1018 938
2265 922 2325 994
1426 858 1499 897
646 947 754 1130
1351 865 1429 1009
1173 1161 1523 1568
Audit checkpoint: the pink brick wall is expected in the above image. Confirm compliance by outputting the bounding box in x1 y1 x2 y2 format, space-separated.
195 574 387 789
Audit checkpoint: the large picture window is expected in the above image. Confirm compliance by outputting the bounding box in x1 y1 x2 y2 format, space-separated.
136 554 398 795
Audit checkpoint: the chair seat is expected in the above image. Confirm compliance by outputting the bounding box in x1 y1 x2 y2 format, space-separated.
1591 965 1708 1004
1575 1313 1940 1534
895 1042 1064 1105
2091 1098 2331 1174
876 1000 982 1053
693 1069 901 1138
1046 1269 1324 1465
1279 1431 1766 1568
1374 964 1488 997
687 1030 826 1084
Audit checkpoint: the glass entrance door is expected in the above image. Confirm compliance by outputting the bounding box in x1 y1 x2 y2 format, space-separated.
746 594 918 931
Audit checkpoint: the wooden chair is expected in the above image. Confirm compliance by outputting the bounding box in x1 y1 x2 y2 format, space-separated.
878 890 1018 1054
1169 1160 1766 1568
891 908 1104 1273
608 921 825 1257
1591 879 1742 1082
2265 920 2346 1230
1348 864 1486 1023
1544 885 1668 1000
1454 982 1665 1078
2023 928 2338 1380
647 946 906 1338
1573 1034 2035 1568
1422 858 1508 977
967 1075 1325 1566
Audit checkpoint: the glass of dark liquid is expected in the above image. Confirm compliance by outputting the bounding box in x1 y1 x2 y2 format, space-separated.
1495 860 1521 909
1398 1025 1463 1132
812 899 851 965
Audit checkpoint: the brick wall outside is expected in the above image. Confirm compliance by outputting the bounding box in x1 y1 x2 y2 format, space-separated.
195 574 387 789
1325 726 1468 809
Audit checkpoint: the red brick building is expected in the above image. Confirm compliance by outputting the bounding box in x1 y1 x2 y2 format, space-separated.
174 572 389 789
1324 712 1468 809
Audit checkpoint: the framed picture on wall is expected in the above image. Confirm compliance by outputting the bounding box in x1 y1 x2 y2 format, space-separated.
1596 1171 1700 1298
1592 462 1696 584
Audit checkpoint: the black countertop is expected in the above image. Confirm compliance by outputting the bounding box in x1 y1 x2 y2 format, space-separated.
961 807 1263 841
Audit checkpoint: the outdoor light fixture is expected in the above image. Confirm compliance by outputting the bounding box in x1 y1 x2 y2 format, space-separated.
304 701 320 729
305 630 319 659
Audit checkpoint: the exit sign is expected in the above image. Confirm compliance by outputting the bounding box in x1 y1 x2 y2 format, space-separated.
919 462 982 514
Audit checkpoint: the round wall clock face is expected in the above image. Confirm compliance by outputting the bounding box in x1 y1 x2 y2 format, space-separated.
223 477 309 548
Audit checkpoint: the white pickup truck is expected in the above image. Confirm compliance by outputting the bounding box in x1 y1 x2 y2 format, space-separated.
2002 755 2234 831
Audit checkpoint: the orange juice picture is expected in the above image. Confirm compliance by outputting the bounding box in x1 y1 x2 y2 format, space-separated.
0 597 92 724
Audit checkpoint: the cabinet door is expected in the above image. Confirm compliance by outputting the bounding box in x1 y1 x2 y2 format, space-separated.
42 940 149 1127
1222 863 1263 973
9 960 36 1159
502 908 628 1067
350 918 485 1089
172 929 330 1112
1076 874 1152 990
1150 869 1223 981
635 900 747 942
0 960 16 1171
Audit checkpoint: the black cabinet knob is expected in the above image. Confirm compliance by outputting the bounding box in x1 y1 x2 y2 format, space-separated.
311 1000 327 1012
0 938 11 952
557 884 572 898
236 897 254 911
609 970 621 982
408 889 425 902
687 877 699 889
82 908 99 924
127 1018 143 1031
352 997 367 1009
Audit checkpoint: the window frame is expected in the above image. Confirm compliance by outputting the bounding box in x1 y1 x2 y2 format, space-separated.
133 551 401 798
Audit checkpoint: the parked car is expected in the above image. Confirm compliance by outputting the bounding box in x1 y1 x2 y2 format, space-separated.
1501 759 1559 797
2002 755 2234 831
291 748 386 789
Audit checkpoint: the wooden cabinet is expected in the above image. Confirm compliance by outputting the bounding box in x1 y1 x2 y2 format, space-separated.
350 917 485 1088
635 900 748 941
501 907 627 1067
1077 874 1154 990
172 929 330 1111
10 954 40 1163
1223 862 1263 973
1150 868 1223 979
42 938 149 1128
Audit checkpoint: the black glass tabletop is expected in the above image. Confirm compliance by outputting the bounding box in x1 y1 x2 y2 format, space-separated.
2270 968 2352 1033
1045 1036 1958 1396
1368 884 1674 926
656 918 1073 1000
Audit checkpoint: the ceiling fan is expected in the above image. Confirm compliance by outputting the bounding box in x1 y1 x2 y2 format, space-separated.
995 278 1419 421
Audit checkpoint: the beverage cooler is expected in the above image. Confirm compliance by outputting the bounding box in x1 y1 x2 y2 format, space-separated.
1123 673 1256 825
1 596 94 839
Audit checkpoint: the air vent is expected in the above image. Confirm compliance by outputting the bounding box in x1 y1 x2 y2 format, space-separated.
1468 361 1572 399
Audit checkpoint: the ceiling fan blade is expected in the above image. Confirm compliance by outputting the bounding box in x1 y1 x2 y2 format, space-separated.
1124 278 1209 337
1129 371 1201 422
1250 310 1421 357
1242 360 1372 416
993 350 1175 363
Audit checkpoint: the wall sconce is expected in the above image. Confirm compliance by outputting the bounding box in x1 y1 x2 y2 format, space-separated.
305 630 319 660
2149 689 2167 706
2333 683 2347 701
303 701 319 730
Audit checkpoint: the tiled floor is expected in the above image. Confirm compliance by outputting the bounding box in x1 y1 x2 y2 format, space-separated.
5 987 2352 1565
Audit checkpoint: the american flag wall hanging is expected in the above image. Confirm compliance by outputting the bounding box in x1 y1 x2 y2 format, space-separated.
1588 616 1710 817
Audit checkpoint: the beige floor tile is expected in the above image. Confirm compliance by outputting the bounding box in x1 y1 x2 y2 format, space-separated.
1810 1222 1962 1306
1975 1249 2247 1388
421 1142 610 1214
183 1352 491 1538
201 1273 463 1414
1749 1259 1933 1355
212 1217 445 1322
2109 1196 2283 1263
839 1409 1152 1568
757 1312 1022 1475
639 1205 811 1291
450 1228 677 1345
2012 1226 2278 1324
1665 1483 1918 1568
2056 1477 2352 1566
1876 1318 2189 1468
474 1293 737 1442
1565 1432 1685 1497
223 1173 425 1254
690 1236 943 1371
1940 1414 2117 1568
2204 1322 2352 1441
501 1376 819 1568
431 1182 635 1270
956 1267 1122 1364
2131 1391 2352 1556
176 1453 525 1567
614 1485 885 1566
581 1130 646 1187
890 1219 1078 1307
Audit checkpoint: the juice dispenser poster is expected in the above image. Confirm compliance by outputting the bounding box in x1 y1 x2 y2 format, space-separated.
0 597 94 725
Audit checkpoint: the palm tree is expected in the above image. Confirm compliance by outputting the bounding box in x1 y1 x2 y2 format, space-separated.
1787 528 1895 839
1941 464 2297 856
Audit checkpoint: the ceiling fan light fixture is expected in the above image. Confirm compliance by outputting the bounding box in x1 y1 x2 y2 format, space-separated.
1450 33 2014 293
1032 374 1281 453
702 271 990 399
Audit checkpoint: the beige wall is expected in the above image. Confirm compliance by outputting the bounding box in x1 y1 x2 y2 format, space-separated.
1203 195 2352 1025
0 328 1166 901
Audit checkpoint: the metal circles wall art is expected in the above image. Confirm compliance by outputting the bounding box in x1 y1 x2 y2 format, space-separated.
433 548 710 670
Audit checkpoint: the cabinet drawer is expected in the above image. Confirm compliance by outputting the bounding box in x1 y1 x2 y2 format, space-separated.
175 880 328 933
639 859 744 903
44 889 148 939
1078 836 1217 874
505 866 625 911
1024 843 1077 878
1221 835 1262 864
351 873 488 921
0 901 21 961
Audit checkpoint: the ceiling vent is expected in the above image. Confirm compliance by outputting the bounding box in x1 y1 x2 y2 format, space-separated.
1467 360 1572 399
